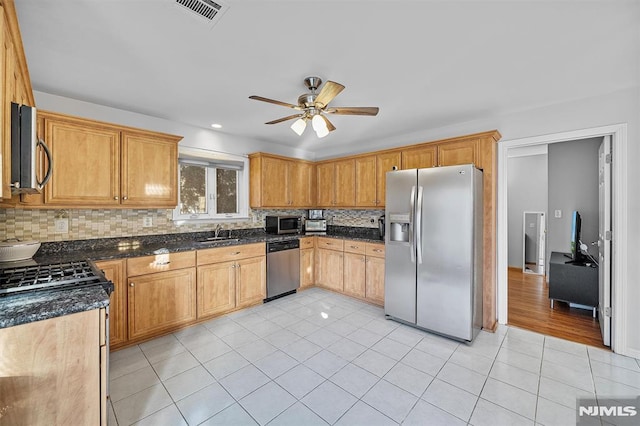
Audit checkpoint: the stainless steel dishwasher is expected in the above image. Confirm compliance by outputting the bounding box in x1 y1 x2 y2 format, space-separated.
266 239 300 301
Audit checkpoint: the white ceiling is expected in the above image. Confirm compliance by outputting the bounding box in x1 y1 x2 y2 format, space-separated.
14 0 639 157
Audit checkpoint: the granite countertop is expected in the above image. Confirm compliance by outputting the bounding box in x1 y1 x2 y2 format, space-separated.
0 226 383 329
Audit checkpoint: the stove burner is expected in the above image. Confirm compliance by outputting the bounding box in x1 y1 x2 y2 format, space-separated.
0 260 113 296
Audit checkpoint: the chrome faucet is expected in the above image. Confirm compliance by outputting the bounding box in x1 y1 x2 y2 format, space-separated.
214 224 223 238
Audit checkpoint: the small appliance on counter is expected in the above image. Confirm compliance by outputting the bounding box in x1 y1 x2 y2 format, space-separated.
304 218 327 233
265 215 301 235
308 209 324 219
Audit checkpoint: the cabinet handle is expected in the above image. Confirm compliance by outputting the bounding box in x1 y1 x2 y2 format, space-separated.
233 251 241 255
350 245 359 249
373 249 382 253
231 264 236 268
122 196 128 200
129 282 135 287
114 196 119 200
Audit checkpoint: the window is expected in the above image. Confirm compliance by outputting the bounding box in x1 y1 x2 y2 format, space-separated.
173 148 249 222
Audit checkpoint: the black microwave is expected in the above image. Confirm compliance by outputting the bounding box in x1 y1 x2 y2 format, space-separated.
265 215 301 235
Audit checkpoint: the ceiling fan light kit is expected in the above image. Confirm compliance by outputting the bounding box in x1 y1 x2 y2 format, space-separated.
249 76 379 138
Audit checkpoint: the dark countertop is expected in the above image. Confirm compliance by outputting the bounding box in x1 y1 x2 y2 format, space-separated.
0 226 383 329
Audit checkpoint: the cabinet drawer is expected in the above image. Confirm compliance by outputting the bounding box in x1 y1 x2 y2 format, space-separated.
299 237 315 249
197 242 265 265
127 251 196 276
343 240 366 255
365 243 385 258
316 237 344 251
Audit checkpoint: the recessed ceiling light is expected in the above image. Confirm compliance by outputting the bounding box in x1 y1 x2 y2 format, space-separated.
211 123 222 129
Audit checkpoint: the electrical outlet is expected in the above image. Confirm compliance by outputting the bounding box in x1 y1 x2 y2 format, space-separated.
54 218 68 233
143 216 153 227
555 210 562 218
370 217 376 224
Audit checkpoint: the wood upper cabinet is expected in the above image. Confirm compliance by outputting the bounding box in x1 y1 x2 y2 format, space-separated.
30 111 182 208
44 116 121 205
437 139 478 167
355 156 376 207
249 153 315 208
121 131 178 206
376 151 401 207
316 159 356 207
402 145 437 170
127 267 197 341
95 259 127 349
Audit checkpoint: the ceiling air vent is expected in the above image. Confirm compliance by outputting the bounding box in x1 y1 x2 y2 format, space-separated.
175 0 228 25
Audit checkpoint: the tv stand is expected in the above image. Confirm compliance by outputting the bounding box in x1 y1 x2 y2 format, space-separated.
549 251 598 318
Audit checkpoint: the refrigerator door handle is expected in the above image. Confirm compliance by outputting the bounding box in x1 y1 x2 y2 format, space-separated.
409 185 416 263
416 185 424 264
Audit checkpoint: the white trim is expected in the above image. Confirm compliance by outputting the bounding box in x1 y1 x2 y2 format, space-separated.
497 124 629 356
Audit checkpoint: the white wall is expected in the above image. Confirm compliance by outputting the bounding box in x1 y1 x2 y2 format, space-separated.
33 91 316 161
507 153 547 268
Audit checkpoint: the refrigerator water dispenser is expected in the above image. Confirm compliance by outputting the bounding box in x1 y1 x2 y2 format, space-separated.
389 213 410 242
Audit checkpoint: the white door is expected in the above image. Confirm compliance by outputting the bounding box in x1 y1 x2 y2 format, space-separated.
598 136 612 347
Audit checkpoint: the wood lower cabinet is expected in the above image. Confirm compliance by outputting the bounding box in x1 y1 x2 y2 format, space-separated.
95 259 127 349
316 248 344 292
196 243 266 320
365 255 385 305
197 261 236 318
0 309 107 425
236 256 267 308
300 247 314 288
127 268 197 341
343 252 366 298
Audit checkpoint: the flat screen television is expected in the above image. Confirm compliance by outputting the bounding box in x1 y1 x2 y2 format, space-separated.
568 210 583 263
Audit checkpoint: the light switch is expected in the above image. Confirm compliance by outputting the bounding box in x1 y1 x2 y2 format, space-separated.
554 210 562 218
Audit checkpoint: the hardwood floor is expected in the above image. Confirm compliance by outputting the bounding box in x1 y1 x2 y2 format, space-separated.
507 267 607 349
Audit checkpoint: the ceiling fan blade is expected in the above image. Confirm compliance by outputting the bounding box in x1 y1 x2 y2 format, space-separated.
249 95 302 110
265 114 304 125
314 81 345 108
321 115 336 132
325 106 379 116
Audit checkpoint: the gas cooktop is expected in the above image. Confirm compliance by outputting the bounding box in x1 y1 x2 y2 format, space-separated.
0 260 113 296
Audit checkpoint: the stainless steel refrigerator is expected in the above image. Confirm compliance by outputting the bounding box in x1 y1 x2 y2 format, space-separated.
384 164 483 341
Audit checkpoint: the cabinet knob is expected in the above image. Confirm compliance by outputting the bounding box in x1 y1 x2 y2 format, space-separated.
129 282 135 287
233 251 241 255
122 196 128 200
114 196 119 200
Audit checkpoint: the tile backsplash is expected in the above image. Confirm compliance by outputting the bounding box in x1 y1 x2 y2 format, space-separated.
0 208 383 242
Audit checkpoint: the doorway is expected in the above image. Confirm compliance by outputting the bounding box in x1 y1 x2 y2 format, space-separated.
522 211 545 275
497 124 629 354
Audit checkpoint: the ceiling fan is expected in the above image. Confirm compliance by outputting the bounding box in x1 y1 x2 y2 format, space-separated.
249 76 379 138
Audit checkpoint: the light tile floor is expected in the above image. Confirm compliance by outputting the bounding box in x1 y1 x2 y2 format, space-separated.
108 288 640 425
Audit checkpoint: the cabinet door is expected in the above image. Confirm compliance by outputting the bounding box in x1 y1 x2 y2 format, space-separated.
43 117 121 205
300 248 314 288
236 256 266 308
355 156 377 207
402 146 437 170
289 161 315 207
95 259 127 348
0 310 101 425
197 261 236 318
343 252 366 298
437 140 477 166
316 248 344 292
128 268 196 340
316 162 334 207
376 151 402 207
365 256 385 305
121 131 178 207
261 156 289 206
334 159 355 206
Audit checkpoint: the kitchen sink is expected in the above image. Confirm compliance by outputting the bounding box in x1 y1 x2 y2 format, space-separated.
197 237 240 244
